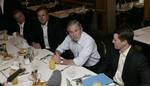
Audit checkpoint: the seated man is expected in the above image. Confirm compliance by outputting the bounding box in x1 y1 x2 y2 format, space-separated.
31 6 65 51
9 9 35 44
101 25 150 86
0 0 23 31
52 20 101 68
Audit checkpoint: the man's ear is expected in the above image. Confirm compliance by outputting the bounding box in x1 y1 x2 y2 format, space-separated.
66 31 68 35
123 40 128 45
80 27 83 32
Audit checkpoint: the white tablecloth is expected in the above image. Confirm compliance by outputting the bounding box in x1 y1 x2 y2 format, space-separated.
134 26 150 45
0 37 96 86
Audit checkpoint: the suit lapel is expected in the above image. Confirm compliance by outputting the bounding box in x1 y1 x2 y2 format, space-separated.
47 20 54 46
23 21 27 37
47 21 51 44
114 50 120 72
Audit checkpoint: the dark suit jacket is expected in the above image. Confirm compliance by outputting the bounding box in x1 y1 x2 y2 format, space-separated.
102 46 150 86
8 19 35 45
0 0 22 30
32 18 66 52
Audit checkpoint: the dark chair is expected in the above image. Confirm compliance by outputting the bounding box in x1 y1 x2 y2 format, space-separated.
89 29 113 73
97 41 107 59
141 18 150 27
85 40 108 74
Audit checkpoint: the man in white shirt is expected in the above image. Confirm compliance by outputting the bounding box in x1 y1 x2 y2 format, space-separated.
52 20 100 67
102 24 150 86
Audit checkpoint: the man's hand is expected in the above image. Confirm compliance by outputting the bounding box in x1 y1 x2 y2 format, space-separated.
32 42 41 49
51 53 61 64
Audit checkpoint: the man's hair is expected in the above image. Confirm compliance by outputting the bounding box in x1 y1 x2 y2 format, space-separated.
36 6 48 14
67 20 83 31
114 24 134 45
13 9 24 16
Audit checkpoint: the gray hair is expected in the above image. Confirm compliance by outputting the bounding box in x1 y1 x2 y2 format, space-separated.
67 20 83 31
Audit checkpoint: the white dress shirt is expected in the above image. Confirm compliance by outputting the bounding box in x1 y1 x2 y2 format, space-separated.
0 0 4 14
41 22 50 49
57 32 100 66
113 45 131 86
18 22 25 36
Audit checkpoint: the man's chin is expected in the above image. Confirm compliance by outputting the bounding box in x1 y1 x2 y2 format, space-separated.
72 39 79 42
114 46 119 50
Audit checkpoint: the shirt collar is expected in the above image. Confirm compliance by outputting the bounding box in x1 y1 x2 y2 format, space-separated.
41 21 48 27
120 45 131 57
18 22 25 27
74 31 83 44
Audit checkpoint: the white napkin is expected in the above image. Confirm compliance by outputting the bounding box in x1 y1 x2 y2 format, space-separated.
10 33 30 48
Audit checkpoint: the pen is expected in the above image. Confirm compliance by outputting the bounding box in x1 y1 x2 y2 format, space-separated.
40 54 52 60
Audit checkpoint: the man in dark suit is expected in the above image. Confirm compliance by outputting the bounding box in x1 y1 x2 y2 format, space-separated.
0 0 22 30
9 9 35 44
101 25 150 86
31 6 65 52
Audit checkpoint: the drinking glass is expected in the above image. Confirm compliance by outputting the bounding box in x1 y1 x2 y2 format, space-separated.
49 59 56 70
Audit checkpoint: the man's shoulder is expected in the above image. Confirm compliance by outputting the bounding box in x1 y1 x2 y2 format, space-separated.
82 32 94 41
128 47 147 61
129 47 143 56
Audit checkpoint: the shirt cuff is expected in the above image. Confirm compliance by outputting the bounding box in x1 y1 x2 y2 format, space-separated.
73 58 83 66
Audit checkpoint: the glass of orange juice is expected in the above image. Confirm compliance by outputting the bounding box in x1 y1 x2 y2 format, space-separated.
49 59 56 70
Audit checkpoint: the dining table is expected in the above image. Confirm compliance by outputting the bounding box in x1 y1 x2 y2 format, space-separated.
0 35 96 86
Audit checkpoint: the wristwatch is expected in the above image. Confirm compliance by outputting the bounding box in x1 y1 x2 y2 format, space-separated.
60 60 64 64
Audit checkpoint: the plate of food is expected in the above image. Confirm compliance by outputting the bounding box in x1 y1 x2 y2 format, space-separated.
2 52 13 60
18 48 27 56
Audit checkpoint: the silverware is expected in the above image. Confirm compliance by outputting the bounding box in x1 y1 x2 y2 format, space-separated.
66 78 72 86
40 54 52 60
0 67 10 72
0 71 7 78
60 65 71 71
19 72 29 76
72 74 91 81
72 74 91 86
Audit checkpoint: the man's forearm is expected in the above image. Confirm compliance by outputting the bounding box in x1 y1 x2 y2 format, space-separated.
60 59 75 65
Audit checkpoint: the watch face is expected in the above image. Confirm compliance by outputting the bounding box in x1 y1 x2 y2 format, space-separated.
60 60 63 64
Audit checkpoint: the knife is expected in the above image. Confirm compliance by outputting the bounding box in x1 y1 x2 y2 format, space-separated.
66 78 72 86
40 54 52 60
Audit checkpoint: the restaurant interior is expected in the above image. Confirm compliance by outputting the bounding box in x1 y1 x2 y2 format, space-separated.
0 0 150 86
